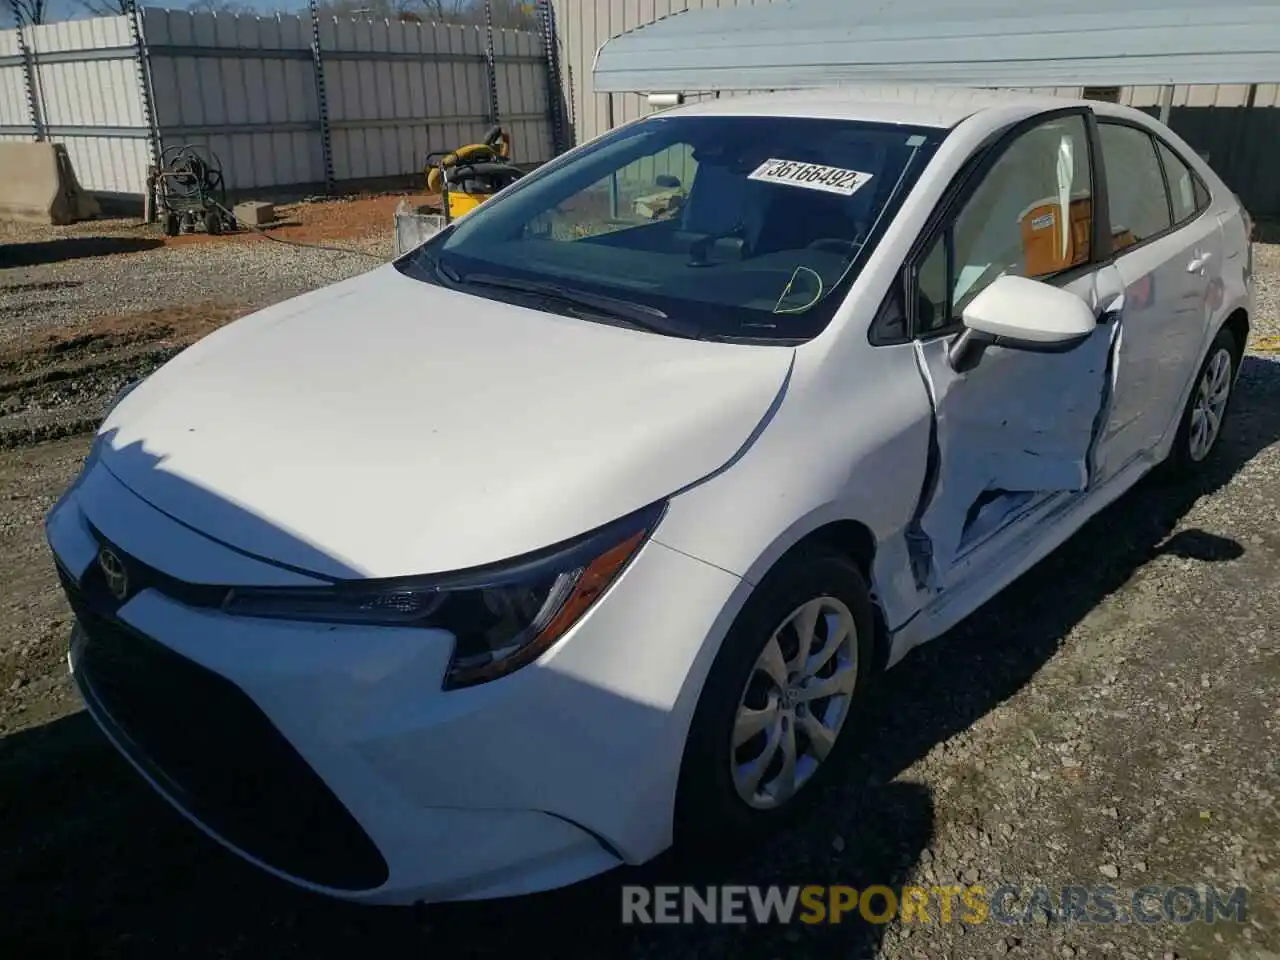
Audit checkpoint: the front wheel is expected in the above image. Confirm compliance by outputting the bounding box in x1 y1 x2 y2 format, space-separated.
1165 327 1239 475
675 548 876 846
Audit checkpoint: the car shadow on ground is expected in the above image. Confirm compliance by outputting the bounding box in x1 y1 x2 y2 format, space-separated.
1 357 1277 960
0 237 164 270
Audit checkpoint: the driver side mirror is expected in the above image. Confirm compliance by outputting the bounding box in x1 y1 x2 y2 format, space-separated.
948 274 1096 372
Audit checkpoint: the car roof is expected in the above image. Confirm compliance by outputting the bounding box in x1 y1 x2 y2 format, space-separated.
663 85 1136 129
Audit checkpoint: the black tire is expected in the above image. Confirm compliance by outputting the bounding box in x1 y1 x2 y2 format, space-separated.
675 547 876 848
162 212 180 237
1162 326 1240 477
204 209 222 236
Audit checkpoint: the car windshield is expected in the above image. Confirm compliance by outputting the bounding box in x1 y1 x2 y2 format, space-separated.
397 113 946 342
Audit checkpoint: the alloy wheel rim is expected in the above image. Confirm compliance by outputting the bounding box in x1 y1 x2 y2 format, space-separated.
730 596 859 810
1189 348 1233 462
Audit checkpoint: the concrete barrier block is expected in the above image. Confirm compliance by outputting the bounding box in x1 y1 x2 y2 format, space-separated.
0 142 101 226
233 201 274 227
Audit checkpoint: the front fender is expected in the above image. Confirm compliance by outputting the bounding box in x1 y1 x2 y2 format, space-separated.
654 339 933 633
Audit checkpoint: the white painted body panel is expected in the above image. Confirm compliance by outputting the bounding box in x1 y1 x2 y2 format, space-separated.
100 265 793 579
51 472 748 901
46 86 1255 905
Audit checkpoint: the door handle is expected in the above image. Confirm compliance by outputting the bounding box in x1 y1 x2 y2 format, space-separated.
1187 252 1213 273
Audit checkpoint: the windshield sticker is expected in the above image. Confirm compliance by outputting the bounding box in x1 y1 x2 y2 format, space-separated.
748 158 874 197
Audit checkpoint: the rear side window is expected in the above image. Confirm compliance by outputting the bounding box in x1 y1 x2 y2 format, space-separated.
1155 139 1210 224
1098 122 1171 250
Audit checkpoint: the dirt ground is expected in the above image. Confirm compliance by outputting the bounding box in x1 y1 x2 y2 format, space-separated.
0 210 1277 959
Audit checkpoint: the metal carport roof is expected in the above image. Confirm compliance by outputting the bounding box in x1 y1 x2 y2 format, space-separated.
592 0 1280 93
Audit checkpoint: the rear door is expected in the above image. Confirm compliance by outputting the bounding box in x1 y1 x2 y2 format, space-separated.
1090 121 1220 477
900 109 1124 592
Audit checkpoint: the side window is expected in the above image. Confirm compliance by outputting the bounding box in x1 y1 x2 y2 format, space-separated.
1156 139 1209 224
1097 123 1171 251
1194 177 1211 212
917 233 951 333
914 113 1094 334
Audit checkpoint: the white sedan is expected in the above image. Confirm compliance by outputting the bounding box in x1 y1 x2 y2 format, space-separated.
47 88 1252 904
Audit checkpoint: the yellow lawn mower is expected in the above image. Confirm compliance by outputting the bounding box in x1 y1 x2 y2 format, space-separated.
425 126 526 223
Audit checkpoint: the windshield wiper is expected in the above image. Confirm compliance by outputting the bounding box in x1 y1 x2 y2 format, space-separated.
459 272 684 335
415 251 462 284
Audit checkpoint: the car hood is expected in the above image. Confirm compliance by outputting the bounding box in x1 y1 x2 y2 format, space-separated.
98 265 793 579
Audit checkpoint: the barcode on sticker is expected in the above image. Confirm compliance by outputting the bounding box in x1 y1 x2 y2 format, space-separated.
747 158 874 197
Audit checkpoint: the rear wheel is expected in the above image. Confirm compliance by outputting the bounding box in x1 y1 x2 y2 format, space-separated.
162 212 180 237
1165 327 1239 475
675 548 876 845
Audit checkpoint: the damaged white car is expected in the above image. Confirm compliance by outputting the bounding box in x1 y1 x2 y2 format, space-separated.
47 88 1252 905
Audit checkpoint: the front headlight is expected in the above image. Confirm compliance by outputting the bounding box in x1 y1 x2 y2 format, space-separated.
223 501 666 690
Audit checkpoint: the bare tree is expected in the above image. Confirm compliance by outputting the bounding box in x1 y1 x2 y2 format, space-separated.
309 0 535 28
74 0 132 16
487 0 536 29
417 0 535 28
419 0 470 21
314 0 420 19
185 0 255 11
6 0 48 26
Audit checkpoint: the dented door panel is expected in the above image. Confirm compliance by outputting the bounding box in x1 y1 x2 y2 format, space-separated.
1100 217 1223 475
907 268 1123 591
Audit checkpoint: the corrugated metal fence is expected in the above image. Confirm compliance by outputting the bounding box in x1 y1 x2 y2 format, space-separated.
0 8 559 200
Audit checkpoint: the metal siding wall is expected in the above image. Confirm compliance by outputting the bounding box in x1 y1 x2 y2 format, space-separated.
551 0 781 145
1147 103 1280 218
553 2 1276 126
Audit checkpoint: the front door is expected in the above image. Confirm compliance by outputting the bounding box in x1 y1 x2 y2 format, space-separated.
902 110 1122 593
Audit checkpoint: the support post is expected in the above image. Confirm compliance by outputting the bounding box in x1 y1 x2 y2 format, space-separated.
535 0 570 155
308 0 335 195
6 0 42 141
124 0 161 217
483 0 499 126
1158 84 1174 125
606 94 618 219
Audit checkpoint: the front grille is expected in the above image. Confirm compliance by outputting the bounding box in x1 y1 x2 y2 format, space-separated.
59 563 389 892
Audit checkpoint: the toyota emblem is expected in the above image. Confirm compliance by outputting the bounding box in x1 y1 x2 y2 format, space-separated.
97 547 129 601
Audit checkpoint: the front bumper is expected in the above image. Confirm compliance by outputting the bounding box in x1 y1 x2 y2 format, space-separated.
49 460 746 904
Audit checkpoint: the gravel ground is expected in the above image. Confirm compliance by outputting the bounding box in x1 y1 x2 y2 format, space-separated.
1253 242 1280 342
0 235 1277 960
0 217 387 347
0 201 392 447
